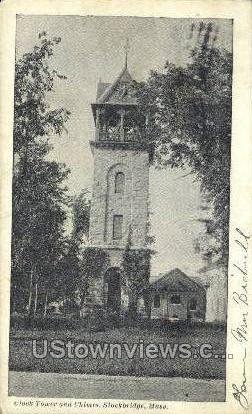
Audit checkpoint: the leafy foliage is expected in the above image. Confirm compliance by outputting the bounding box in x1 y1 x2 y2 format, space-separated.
80 247 110 306
122 230 151 319
11 33 71 313
56 190 91 305
71 189 91 245
137 23 232 267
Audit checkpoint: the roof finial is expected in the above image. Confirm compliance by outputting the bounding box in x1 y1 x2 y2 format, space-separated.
124 38 130 69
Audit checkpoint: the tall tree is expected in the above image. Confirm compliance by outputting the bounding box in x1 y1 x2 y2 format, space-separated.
122 229 151 320
11 33 71 313
71 189 91 246
137 22 232 268
56 189 91 307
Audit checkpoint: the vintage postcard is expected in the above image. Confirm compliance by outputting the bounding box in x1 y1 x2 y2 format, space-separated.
0 0 251 413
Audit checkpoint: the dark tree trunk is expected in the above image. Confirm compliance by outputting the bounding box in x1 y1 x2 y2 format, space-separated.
43 291 48 317
128 290 138 322
27 269 33 316
33 283 38 316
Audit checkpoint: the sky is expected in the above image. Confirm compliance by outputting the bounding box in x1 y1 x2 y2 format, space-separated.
15 15 232 280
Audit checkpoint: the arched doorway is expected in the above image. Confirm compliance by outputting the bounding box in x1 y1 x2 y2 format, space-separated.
104 268 121 313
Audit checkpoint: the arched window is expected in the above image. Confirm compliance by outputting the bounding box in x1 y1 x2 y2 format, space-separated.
170 294 181 304
115 172 125 194
153 294 160 308
189 298 197 311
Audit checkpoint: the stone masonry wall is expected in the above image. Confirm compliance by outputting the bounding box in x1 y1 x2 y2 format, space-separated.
89 147 149 250
87 146 150 310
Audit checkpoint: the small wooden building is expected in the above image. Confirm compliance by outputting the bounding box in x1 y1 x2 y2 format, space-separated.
149 268 206 322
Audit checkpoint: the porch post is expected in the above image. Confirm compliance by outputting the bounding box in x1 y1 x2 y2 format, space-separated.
95 107 101 140
119 109 125 141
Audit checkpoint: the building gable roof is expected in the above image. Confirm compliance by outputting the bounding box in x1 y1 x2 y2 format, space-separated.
150 268 205 293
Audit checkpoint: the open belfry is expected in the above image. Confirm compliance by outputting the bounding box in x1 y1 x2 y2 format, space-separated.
88 48 152 313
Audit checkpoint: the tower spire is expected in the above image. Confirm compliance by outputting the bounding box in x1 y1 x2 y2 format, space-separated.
124 38 130 69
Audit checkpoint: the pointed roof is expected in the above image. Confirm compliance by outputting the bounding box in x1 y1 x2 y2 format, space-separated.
96 66 137 105
150 268 206 292
96 82 111 100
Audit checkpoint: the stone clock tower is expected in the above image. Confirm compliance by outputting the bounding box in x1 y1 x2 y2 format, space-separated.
88 59 152 314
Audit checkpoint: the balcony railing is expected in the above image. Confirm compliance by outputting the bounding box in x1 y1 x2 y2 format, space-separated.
96 127 143 143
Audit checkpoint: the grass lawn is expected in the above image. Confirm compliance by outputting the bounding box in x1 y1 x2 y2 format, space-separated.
9 323 226 379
